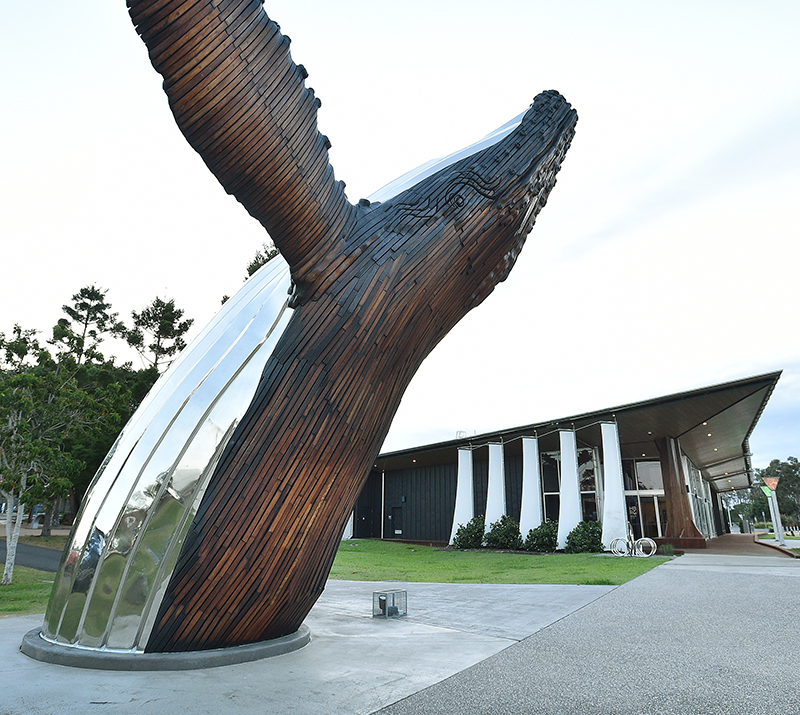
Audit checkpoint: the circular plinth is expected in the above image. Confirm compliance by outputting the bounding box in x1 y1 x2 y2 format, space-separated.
20 625 310 671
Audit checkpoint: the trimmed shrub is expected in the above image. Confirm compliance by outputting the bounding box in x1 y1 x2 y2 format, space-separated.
524 520 559 552
452 515 485 549
484 515 523 550
564 520 603 553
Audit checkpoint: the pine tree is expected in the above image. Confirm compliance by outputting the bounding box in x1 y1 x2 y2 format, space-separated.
127 297 193 371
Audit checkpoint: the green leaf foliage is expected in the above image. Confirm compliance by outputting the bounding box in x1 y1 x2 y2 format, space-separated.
0 286 189 582
127 297 193 371
484 514 523 550
756 457 800 526
51 285 126 366
246 240 280 277
452 515 485 549
564 520 604 554
524 520 559 552
724 457 800 528
0 349 104 506
64 361 158 500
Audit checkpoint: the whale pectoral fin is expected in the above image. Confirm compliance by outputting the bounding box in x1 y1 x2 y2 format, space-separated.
128 0 357 282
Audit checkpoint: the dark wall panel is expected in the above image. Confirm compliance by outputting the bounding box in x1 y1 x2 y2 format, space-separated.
382 463 458 542
354 471 382 538
505 454 523 523
473 459 489 518
354 449 522 541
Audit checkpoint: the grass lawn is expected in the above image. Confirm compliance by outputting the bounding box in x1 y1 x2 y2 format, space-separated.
1 538 668 617
15 535 70 550
330 539 667 585
0 532 70 551
0 566 55 617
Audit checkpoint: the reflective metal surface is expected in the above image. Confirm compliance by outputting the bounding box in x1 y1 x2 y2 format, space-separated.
368 113 523 203
41 109 523 655
43 258 293 651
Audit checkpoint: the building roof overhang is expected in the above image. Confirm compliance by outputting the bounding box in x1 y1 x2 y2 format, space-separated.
374 371 781 493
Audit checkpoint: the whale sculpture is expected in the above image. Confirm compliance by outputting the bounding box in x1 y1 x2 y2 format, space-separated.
38 0 577 656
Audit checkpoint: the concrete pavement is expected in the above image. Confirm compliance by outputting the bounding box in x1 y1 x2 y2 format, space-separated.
2 581 613 715
3 539 799 714
378 552 800 715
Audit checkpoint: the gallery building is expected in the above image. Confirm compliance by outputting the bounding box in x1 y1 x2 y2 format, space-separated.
348 372 780 549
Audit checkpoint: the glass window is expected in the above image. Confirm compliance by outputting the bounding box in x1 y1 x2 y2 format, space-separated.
636 461 663 490
640 496 659 538
658 496 667 538
626 495 642 539
622 460 637 491
541 452 559 492
544 494 560 523
578 449 596 492
581 494 598 522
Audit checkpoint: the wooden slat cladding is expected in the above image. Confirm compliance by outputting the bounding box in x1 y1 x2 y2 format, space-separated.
127 0 577 653
126 0 356 291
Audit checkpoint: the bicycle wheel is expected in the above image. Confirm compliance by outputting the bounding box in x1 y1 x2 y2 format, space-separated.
609 538 628 556
635 538 657 557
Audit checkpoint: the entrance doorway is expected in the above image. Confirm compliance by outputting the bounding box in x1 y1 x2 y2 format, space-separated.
390 506 403 537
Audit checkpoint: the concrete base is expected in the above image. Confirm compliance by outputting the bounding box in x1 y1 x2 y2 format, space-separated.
20 625 310 671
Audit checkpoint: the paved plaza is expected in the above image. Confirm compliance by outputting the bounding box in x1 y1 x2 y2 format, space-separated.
2 535 799 714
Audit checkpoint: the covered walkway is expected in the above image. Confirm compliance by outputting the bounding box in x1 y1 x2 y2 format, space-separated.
685 532 797 557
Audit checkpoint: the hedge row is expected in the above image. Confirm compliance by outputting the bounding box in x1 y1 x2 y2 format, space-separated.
452 515 603 553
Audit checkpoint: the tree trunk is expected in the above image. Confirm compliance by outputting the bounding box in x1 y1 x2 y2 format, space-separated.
1 486 24 586
40 502 54 538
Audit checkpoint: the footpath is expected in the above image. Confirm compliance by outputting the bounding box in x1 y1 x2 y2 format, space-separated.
2 534 798 715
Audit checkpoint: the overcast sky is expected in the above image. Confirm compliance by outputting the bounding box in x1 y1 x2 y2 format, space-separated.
2 1 799 468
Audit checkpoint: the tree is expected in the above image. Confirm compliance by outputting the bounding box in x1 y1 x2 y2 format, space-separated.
246 240 280 278
1 325 41 370
126 297 193 371
65 359 157 503
1 289 166 575
51 285 125 365
0 339 101 584
720 492 751 529
755 457 800 526
222 240 281 304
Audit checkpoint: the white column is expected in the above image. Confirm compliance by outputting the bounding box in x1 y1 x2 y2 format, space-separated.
449 447 474 544
484 442 506 531
556 430 581 549
341 510 354 540
600 421 627 549
519 436 543 538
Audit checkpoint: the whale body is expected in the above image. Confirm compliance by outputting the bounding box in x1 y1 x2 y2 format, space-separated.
41 0 577 654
